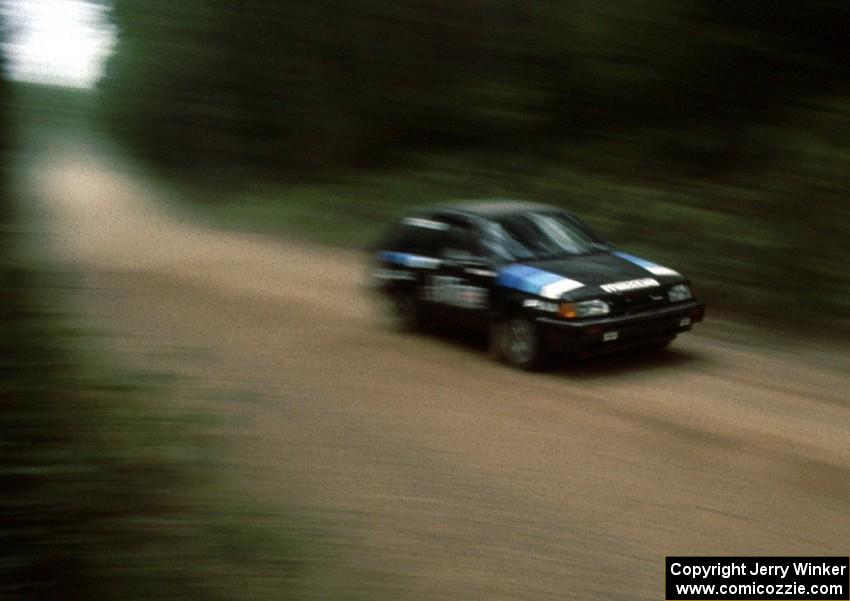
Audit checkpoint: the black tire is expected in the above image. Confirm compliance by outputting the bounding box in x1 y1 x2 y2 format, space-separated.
388 289 422 331
493 315 548 370
649 336 676 351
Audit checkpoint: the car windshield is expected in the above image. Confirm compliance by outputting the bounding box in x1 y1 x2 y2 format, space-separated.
484 211 605 261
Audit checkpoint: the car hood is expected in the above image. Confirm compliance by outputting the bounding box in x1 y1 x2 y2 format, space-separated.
496 251 685 300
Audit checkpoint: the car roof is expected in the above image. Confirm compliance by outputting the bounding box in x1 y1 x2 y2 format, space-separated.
420 199 559 220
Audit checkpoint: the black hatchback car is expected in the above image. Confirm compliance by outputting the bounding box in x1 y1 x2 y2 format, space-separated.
372 200 705 369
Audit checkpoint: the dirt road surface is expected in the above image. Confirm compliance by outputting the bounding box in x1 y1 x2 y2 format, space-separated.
28 141 850 600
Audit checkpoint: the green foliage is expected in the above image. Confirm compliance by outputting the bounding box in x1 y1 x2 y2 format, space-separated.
96 0 850 326
100 0 850 176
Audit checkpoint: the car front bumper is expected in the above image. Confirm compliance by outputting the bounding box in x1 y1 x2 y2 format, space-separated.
536 300 705 356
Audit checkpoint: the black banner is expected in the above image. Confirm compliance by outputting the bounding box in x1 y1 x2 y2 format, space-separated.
666 557 849 600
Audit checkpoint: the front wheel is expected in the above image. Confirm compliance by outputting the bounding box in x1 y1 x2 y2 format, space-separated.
492 315 547 370
648 335 676 351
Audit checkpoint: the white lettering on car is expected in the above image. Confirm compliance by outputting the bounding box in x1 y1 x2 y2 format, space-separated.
425 276 488 309
600 278 660 293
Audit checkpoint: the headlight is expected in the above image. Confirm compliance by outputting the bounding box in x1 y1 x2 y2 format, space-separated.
559 299 610 319
667 284 692 302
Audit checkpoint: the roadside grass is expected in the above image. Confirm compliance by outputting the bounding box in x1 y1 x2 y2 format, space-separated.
0 258 308 601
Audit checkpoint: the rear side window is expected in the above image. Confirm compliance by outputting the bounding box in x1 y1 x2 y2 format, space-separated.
383 215 448 256
441 222 481 258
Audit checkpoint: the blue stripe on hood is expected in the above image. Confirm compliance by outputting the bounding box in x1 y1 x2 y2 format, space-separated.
495 264 565 295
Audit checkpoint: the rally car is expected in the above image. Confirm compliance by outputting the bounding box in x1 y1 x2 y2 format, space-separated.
372 200 705 369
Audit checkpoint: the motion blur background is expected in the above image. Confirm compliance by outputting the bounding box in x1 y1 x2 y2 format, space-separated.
5 0 850 321
1 1 849 599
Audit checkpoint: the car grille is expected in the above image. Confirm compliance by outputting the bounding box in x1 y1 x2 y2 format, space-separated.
608 289 669 315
